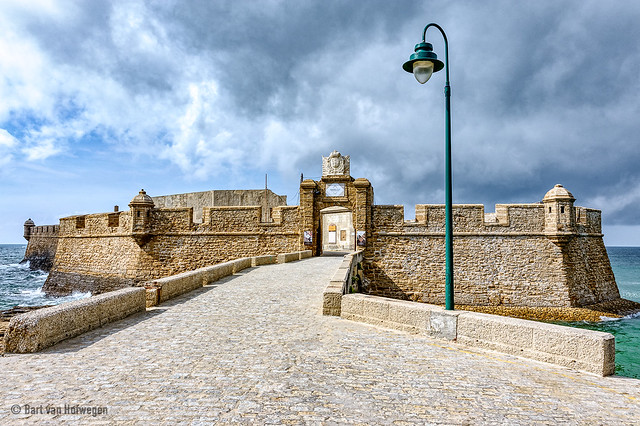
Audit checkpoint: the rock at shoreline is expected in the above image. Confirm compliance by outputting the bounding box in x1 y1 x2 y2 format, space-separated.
20 256 53 272
43 271 134 297
457 297 640 322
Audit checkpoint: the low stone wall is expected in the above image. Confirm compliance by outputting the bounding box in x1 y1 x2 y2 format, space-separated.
340 294 615 376
299 250 312 260
144 257 254 306
144 252 309 307
457 311 615 376
323 251 364 316
252 255 277 266
3 288 146 353
277 250 312 264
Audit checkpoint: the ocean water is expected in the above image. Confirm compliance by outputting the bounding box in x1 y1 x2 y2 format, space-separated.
561 246 640 379
0 244 90 310
0 244 638 377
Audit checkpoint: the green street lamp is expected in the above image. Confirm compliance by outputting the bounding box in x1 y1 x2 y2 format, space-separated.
403 23 454 310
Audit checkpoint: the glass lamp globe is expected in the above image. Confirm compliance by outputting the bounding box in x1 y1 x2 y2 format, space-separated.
413 60 434 84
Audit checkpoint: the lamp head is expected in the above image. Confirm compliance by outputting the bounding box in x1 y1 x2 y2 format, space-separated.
402 42 444 84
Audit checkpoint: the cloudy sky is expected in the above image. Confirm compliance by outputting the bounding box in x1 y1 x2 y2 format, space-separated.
1 0 639 244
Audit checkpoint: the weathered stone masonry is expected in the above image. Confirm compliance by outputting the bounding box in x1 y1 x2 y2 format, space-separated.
363 195 618 308
152 188 287 223
42 191 300 296
24 151 633 314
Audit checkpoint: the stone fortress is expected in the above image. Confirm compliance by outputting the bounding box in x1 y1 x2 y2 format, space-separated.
22 151 640 319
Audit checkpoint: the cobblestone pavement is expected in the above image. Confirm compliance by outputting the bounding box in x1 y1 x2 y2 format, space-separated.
1 256 639 425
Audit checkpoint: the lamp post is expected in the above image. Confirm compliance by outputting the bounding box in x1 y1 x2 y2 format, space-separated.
403 23 454 310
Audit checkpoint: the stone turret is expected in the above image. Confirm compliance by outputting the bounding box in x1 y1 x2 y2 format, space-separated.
543 184 576 245
129 189 154 244
23 218 35 241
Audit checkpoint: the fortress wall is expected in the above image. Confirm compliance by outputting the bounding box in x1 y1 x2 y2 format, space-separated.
22 225 59 271
150 208 194 233
365 233 570 307
575 207 602 234
152 189 287 223
58 211 131 236
364 203 612 308
379 204 545 233
43 206 301 296
44 224 142 296
564 236 619 306
204 206 265 232
129 233 299 282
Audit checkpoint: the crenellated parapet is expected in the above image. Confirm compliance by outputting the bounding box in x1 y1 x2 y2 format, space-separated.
575 207 602 234
58 211 131 236
372 189 601 239
374 204 547 233
201 205 299 233
55 203 301 239
26 224 60 238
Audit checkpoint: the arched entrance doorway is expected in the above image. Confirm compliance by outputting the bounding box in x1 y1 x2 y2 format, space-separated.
320 206 354 253
299 151 373 256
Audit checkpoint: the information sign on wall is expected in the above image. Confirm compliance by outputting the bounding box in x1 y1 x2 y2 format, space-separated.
303 230 313 245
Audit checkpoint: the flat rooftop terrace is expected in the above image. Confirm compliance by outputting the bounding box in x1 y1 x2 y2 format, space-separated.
1 256 638 424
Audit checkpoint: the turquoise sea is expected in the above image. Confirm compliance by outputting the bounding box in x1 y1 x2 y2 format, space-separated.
560 246 640 379
0 244 639 377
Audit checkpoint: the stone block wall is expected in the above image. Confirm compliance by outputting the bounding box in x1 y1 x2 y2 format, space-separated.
152 189 287 223
564 236 620 306
43 205 301 296
340 294 616 376
363 203 618 308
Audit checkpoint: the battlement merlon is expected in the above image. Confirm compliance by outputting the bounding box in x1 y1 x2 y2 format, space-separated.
373 200 601 236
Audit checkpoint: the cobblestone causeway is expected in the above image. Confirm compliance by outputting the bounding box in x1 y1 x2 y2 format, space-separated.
1 256 639 425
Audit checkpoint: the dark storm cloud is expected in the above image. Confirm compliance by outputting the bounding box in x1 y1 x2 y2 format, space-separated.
151 0 424 116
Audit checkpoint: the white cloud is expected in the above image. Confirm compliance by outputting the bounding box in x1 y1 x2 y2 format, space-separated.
0 129 18 167
22 138 62 161
0 129 17 147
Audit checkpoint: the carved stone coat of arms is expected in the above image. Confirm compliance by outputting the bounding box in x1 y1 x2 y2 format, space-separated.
322 150 350 176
